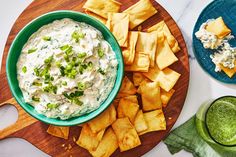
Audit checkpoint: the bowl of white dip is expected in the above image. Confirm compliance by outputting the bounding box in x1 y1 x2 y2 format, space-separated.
6 10 124 126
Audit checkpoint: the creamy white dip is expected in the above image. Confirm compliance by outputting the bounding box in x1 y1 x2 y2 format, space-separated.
17 18 118 119
195 19 236 72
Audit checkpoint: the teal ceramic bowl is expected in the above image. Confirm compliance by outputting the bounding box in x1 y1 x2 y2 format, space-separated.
6 10 124 126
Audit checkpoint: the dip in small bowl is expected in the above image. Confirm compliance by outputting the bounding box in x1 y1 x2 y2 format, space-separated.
6 11 124 126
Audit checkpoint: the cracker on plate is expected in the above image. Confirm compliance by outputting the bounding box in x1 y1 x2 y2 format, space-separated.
139 81 162 111
139 109 166 135
156 32 178 70
123 0 157 29
161 89 175 107
47 125 69 139
83 0 121 19
84 9 106 24
133 72 149 86
106 13 129 47
206 17 231 39
89 127 119 157
122 31 139 65
117 76 137 98
117 97 139 123
87 105 116 133
134 110 148 133
136 31 158 67
125 52 150 72
76 124 106 151
219 61 236 78
147 21 180 53
112 117 141 152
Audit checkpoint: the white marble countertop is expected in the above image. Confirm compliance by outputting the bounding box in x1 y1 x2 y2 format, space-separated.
0 0 235 157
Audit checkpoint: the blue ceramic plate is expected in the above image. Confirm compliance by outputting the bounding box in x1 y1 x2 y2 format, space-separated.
193 0 236 83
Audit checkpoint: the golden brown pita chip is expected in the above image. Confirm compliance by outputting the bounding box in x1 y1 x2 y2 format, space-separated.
83 0 121 19
123 95 138 104
136 31 158 67
156 32 178 70
139 81 162 111
142 65 181 92
219 61 236 78
134 110 148 133
125 52 150 72
76 124 105 151
84 9 106 24
161 89 175 107
107 13 129 47
147 21 180 53
118 76 137 97
112 99 120 109
117 98 139 123
123 0 157 29
133 72 148 86
89 127 118 157
206 17 231 39
139 109 166 135
112 117 141 152
122 31 139 65
47 125 69 139
88 105 116 133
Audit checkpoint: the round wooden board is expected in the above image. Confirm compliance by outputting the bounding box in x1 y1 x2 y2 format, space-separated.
0 0 189 156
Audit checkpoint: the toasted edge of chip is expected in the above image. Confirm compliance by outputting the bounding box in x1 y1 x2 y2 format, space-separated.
219 62 236 78
206 17 231 39
112 117 141 152
89 127 119 157
161 88 175 107
83 0 121 19
136 31 158 67
123 0 157 29
47 125 69 139
107 13 129 47
84 9 106 24
156 32 178 70
76 124 106 151
88 105 116 133
147 21 180 53
118 76 137 95
122 31 139 65
134 110 148 133
139 109 166 135
125 52 150 72
117 98 139 123
139 81 162 111
133 73 146 86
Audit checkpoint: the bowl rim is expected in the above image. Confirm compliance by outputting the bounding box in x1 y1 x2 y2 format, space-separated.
6 10 124 126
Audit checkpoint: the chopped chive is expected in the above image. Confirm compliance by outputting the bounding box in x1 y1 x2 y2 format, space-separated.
47 103 58 109
60 45 69 51
78 52 87 58
98 68 105 75
77 82 86 90
22 66 27 73
72 31 85 42
87 61 93 69
32 96 40 102
28 48 37 54
98 48 104 58
34 68 40 76
64 54 70 62
62 81 67 86
44 56 53 64
43 36 51 41
32 82 42 86
56 61 61 67
43 82 57 94
65 46 73 56
72 98 83 105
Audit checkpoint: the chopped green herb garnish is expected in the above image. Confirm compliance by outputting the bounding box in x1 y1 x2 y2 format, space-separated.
98 68 105 75
98 48 104 58
72 31 85 42
60 45 69 51
62 81 67 86
34 68 40 76
64 54 70 62
32 96 40 102
72 98 83 105
56 61 61 67
47 103 58 109
44 56 53 64
87 61 93 70
43 36 51 41
74 91 84 97
77 82 86 90
28 48 37 54
43 82 57 94
65 46 73 56
22 66 27 73
32 82 42 86
60 66 65 76
78 52 87 58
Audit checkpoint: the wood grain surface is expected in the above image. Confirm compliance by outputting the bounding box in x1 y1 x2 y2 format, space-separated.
0 0 190 156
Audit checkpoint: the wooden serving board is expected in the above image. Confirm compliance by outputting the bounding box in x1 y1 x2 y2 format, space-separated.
0 0 190 156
